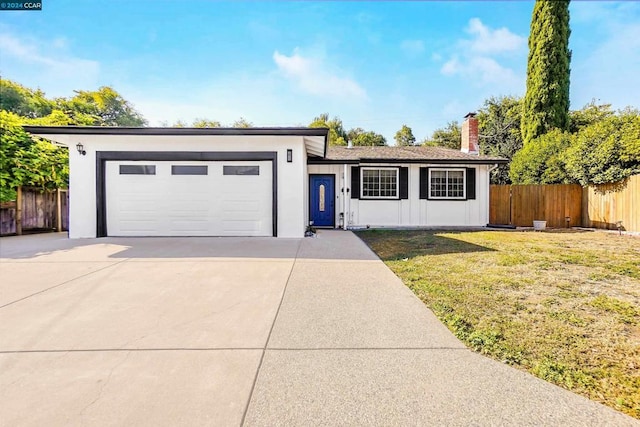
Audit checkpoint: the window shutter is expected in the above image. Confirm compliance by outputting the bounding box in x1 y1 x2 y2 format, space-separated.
399 167 409 199
419 167 429 199
351 166 360 199
466 168 476 200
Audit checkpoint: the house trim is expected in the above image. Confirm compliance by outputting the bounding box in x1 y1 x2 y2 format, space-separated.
427 167 467 200
308 158 506 165
360 167 400 200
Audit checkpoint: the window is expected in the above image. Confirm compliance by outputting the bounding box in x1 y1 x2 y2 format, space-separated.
223 165 259 175
119 165 155 175
429 169 465 199
172 165 208 175
361 168 398 199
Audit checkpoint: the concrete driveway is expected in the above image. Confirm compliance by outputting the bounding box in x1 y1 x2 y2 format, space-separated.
0 231 637 426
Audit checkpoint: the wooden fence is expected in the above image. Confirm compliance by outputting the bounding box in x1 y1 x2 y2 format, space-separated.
0 187 69 236
582 174 640 231
490 175 639 231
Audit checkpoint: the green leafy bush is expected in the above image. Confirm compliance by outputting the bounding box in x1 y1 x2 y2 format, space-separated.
510 129 572 184
0 111 69 202
565 110 640 185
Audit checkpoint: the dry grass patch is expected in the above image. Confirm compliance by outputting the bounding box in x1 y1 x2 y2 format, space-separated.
357 229 640 419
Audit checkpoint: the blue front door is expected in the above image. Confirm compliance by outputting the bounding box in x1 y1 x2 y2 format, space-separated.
310 175 335 227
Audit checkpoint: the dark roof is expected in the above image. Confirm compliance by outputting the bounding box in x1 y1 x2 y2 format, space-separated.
22 126 329 138
309 145 507 164
24 125 330 158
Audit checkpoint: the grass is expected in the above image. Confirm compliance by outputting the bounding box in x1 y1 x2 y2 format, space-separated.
356 229 640 419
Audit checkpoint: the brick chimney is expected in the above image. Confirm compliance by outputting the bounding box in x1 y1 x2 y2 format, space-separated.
461 112 479 155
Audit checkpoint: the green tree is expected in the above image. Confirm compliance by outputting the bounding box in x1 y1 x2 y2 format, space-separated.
232 117 253 128
348 128 386 146
192 118 221 128
394 124 416 146
24 109 77 126
309 113 347 146
521 0 571 144
0 111 69 202
477 96 524 184
58 86 147 126
565 110 640 185
569 100 614 133
171 120 188 128
0 78 54 118
510 129 572 184
423 121 461 150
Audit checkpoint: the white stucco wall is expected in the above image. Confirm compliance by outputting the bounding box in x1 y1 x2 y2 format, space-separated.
308 163 492 229
60 134 308 238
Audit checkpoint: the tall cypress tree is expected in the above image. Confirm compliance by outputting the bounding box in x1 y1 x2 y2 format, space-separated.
521 0 571 145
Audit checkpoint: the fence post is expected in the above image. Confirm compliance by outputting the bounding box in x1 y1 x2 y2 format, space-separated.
56 188 62 232
509 185 513 225
16 186 23 236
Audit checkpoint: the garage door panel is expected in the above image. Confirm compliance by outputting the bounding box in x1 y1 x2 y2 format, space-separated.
117 220 162 233
106 160 271 237
221 220 262 235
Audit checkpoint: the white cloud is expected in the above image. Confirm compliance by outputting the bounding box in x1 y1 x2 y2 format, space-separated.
400 39 425 57
0 31 100 96
465 18 525 54
441 55 517 86
273 49 367 101
439 18 524 91
441 57 460 75
572 21 640 110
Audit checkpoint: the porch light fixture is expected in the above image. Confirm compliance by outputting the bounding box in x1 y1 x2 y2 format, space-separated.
76 142 86 156
287 149 293 163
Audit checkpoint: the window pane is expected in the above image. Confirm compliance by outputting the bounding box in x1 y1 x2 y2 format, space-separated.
172 165 208 175
223 166 259 175
119 165 156 175
430 171 446 197
379 169 397 197
448 171 464 198
362 169 379 197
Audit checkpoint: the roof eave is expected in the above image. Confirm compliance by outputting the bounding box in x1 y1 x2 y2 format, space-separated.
309 158 508 165
22 126 330 137
23 126 330 158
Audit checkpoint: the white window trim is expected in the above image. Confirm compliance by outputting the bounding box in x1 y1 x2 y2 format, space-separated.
360 167 399 200
428 168 466 200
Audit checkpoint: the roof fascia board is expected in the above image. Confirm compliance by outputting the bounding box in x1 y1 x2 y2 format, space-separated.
309 158 507 165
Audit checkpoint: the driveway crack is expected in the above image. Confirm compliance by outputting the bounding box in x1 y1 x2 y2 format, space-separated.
0 259 130 310
79 350 132 422
240 239 302 426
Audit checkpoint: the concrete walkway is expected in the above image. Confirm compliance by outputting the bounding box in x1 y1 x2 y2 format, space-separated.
0 231 637 426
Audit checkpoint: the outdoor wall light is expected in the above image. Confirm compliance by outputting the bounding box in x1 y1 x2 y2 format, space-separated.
76 142 86 156
287 149 293 163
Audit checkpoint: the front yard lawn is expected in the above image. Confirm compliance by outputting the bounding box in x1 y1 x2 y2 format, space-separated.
356 229 640 419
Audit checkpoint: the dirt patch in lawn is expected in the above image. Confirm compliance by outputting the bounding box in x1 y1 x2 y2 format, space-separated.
357 229 640 419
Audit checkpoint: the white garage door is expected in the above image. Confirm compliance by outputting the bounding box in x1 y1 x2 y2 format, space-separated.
105 161 272 236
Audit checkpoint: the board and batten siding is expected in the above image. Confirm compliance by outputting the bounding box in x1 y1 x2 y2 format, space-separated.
307 163 491 228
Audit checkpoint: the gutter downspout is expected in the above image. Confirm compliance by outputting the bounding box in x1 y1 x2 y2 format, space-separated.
343 163 348 230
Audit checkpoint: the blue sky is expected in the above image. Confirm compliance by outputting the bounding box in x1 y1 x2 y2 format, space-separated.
1 1 639 143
